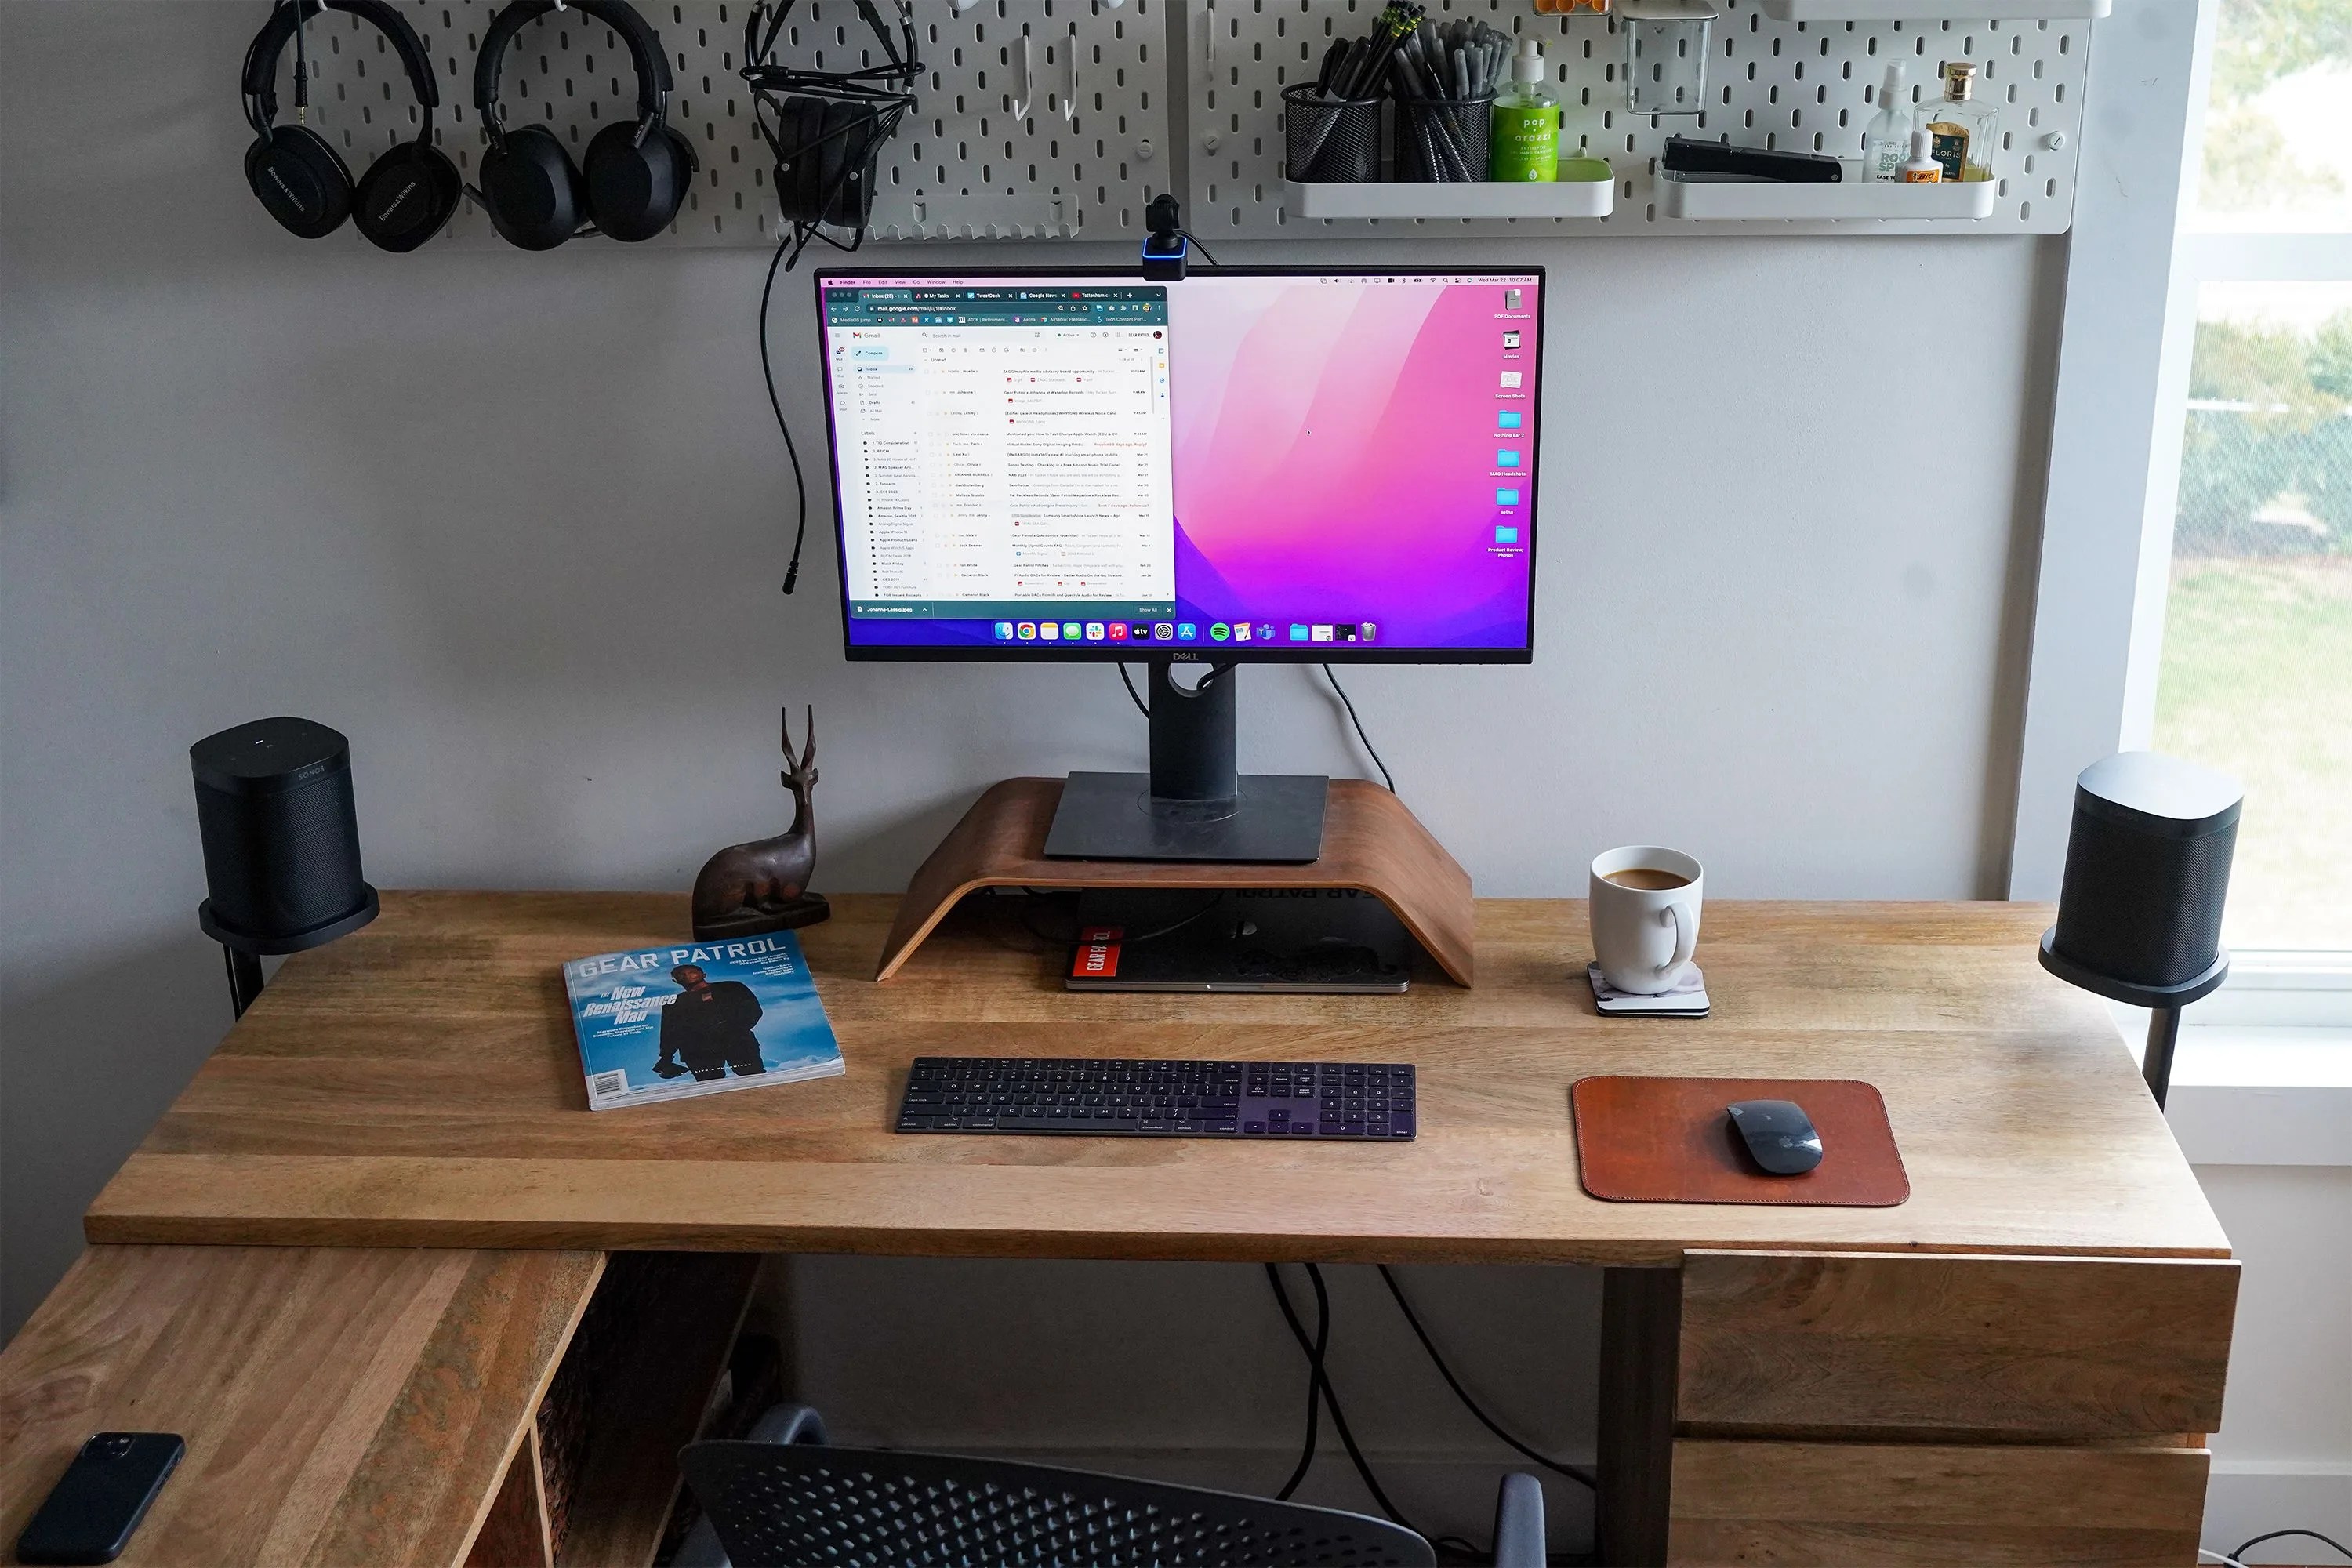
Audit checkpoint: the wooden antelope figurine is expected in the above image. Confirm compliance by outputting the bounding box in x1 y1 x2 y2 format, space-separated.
691 706 832 937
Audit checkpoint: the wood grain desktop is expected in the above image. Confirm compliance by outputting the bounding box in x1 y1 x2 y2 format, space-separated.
10 888 2238 1567
85 891 2224 1264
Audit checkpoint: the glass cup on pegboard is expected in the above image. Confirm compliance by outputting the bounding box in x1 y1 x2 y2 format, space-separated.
1283 83 1384 182
1393 96 1494 181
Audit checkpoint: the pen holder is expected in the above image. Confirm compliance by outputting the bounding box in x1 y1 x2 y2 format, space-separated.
1283 84 1383 183
1392 95 1494 183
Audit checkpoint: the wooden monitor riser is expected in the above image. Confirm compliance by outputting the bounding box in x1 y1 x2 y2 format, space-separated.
875 776 1475 985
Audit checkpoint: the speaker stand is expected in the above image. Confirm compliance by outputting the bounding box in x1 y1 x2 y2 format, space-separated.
2142 1006 2183 1109
223 949 265 1019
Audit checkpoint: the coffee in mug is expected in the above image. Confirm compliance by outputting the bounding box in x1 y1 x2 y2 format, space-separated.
1590 846 1704 996
1602 867 1690 892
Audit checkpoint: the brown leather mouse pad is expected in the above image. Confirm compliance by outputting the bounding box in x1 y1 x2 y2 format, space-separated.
1571 1076 1909 1206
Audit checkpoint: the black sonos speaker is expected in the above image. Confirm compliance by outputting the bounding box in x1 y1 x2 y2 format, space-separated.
2038 750 2241 1106
191 716 379 1014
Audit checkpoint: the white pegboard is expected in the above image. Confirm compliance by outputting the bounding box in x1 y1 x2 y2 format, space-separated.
280 0 2085 241
286 0 1171 243
1187 1 2091 234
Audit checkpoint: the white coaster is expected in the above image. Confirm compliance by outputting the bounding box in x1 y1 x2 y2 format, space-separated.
1587 963 1710 1018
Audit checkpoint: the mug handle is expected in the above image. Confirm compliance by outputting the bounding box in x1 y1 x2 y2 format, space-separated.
1661 902 1697 978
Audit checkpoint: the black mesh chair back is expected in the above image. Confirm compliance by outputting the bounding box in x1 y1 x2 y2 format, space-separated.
679 1442 1438 1568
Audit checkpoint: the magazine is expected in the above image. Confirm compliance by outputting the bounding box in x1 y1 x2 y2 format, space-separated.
562 933 844 1110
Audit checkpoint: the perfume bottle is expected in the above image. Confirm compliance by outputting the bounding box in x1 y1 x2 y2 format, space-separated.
1860 63 1912 182
1923 61 1997 182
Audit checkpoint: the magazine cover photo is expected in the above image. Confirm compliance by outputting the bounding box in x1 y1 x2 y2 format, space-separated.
563 933 844 1110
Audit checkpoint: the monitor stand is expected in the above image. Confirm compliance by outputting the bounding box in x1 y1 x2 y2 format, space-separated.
1040 661 1328 864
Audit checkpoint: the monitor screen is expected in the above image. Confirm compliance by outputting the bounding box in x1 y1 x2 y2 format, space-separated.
815 267 1543 661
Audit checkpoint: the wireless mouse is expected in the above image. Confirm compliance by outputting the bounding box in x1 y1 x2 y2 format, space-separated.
1726 1098 1824 1175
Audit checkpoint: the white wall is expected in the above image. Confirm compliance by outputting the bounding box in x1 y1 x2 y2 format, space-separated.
0 1 2069 1551
2193 1166 2352 1559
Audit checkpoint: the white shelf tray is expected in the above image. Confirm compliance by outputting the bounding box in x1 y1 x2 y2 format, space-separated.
1658 167 1999 220
1757 0 2108 16
1284 174 1615 220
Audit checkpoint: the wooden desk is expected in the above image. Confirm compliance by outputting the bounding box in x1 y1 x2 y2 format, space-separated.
2 892 2235 1566
89 891 2223 1264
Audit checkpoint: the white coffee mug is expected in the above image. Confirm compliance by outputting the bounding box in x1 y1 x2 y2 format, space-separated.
1589 846 1704 995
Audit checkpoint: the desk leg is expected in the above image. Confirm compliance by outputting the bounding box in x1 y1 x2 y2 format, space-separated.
1595 1265 1681 1568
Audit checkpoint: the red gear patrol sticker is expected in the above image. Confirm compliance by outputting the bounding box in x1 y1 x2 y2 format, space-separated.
1071 926 1123 978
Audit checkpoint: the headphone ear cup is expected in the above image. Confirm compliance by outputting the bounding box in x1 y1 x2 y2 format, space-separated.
819 104 880 227
478 125 585 250
583 119 691 241
352 141 462 252
779 96 826 223
246 125 355 238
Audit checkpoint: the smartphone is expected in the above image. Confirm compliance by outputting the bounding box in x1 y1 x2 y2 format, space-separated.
14 1433 183 1566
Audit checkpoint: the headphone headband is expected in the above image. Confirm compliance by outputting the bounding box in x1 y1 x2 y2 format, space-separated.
244 0 440 132
474 0 673 149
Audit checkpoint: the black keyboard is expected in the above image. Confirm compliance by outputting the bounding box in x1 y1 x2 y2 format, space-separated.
895 1058 1417 1140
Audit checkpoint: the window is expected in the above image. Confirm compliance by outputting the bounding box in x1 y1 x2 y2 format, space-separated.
2155 282 2352 953
2157 0 2352 981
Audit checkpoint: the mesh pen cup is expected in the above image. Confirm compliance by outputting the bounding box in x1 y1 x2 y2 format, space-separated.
1283 83 1383 183
1393 96 1495 182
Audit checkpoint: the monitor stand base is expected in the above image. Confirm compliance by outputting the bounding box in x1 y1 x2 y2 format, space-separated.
874 777 1475 986
1041 771 1330 864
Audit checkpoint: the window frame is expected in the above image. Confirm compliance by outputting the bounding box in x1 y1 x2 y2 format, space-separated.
2012 0 2350 1028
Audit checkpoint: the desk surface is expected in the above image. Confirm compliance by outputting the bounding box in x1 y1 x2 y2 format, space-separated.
0 1243 601 1566
86 891 2227 1264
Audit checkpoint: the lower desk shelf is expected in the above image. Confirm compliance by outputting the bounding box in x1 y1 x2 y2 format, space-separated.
496 1253 761 1568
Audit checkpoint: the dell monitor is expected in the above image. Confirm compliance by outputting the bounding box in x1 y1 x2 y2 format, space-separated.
815 266 1544 861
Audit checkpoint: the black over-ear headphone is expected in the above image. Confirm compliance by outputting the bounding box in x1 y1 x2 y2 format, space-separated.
473 0 699 249
741 0 920 263
243 0 462 250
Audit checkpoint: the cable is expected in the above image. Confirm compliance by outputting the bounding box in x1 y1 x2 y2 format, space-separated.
1263 1265 1425 1539
1376 1265 1596 1491
1178 229 1221 266
1118 663 1150 717
1265 1263 1324 1501
291 0 310 118
1320 666 1395 793
759 230 811 593
2233 1530 2352 1565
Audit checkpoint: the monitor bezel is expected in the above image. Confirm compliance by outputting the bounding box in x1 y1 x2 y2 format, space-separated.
811 263 1544 665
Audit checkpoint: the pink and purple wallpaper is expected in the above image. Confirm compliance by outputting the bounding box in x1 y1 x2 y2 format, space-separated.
1168 274 1537 650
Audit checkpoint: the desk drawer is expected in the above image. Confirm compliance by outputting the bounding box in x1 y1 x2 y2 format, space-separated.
1678 1250 2235 1438
1666 1438 2208 1566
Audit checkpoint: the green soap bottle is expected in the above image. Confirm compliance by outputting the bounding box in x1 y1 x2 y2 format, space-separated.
1488 38 1560 183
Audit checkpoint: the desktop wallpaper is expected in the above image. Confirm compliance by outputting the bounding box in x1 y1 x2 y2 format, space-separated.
831 270 1540 655
1167 275 1536 650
